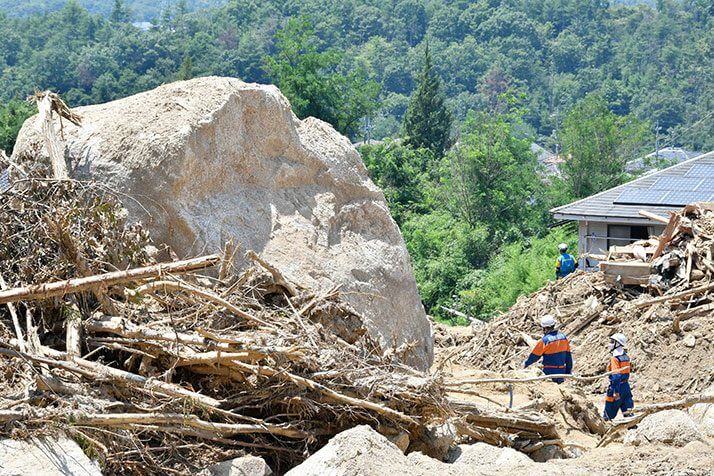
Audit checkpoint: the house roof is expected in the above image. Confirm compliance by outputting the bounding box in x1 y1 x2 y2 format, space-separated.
551 150 714 223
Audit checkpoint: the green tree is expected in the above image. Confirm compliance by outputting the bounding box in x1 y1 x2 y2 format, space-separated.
0 100 33 154
178 54 193 80
444 99 543 238
403 43 452 156
264 17 379 137
560 94 652 198
359 140 433 224
110 0 130 23
460 225 578 319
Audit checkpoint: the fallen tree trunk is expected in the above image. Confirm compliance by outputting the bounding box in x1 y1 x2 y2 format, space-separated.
634 281 714 308
0 255 220 305
449 398 558 438
0 345 221 408
0 410 307 439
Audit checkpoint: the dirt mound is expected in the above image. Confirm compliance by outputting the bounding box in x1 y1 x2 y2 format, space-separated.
455 204 714 399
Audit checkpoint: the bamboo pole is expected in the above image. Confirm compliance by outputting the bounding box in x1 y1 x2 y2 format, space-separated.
0 255 220 305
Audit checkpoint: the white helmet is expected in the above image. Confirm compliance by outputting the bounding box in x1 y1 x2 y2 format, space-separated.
610 333 627 347
540 314 556 328
558 243 568 252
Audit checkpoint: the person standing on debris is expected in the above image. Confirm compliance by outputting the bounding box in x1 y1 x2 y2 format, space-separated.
603 333 634 421
524 315 573 384
555 243 578 279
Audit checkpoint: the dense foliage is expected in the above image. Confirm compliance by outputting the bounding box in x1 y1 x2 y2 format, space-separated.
0 0 710 148
0 0 710 321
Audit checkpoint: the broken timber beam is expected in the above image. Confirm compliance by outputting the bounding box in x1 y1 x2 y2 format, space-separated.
634 281 714 308
0 255 220 305
638 210 669 224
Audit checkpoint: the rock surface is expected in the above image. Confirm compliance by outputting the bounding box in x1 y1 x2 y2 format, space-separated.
689 384 714 437
200 455 272 476
624 409 703 446
13 77 432 370
447 443 532 467
284 425 428 476
0 435 101 476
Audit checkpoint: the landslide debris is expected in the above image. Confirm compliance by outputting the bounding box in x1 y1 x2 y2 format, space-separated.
453 203 714 399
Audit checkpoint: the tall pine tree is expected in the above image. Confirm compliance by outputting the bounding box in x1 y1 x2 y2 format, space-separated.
403 43 452 156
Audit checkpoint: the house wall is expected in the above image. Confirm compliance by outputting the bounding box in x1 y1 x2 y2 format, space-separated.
577 220 665 271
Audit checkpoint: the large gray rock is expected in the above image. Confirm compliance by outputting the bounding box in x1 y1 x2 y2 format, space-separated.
624 410 703 446
284 425 429 476
201 455 272 476
13 77 432 370
0 435 101 476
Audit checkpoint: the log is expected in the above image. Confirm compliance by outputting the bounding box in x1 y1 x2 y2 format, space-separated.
86 314 218 348
634 281 714 308
449 398 558 438
0 255 220 305
638 210 669 224
64 302 82 357
0 410 307 439
71 412 307 439
36 93 68 179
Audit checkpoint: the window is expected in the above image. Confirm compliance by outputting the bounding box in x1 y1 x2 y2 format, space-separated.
607 225 649 250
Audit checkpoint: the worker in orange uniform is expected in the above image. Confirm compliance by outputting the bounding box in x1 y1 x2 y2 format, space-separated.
603 333 634 420
524 315 573 384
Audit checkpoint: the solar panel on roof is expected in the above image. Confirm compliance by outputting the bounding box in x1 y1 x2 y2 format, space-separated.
660 191 706 206
651 177 703 190
685 164 714 177
696 181 714 192
614 188 669 205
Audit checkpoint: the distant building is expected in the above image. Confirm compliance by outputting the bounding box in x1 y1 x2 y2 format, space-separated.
551 150 714 270
625 147 701 175
132 22 154 31
531 143 564 177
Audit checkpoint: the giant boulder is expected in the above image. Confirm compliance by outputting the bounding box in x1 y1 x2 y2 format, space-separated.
13 77 432 369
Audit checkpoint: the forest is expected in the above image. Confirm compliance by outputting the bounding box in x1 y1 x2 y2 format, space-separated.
0 0 711 321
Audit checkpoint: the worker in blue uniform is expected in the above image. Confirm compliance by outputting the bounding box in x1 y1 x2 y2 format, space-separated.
524 315 573 384
603 333 634 420
555 243 578 279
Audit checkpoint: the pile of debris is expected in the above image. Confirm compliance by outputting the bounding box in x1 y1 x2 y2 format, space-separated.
0 179 572 474
454 203 714 398
0 179 447 474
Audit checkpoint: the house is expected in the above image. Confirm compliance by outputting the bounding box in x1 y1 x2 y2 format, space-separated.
625 147 701 174
551 150 714 270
